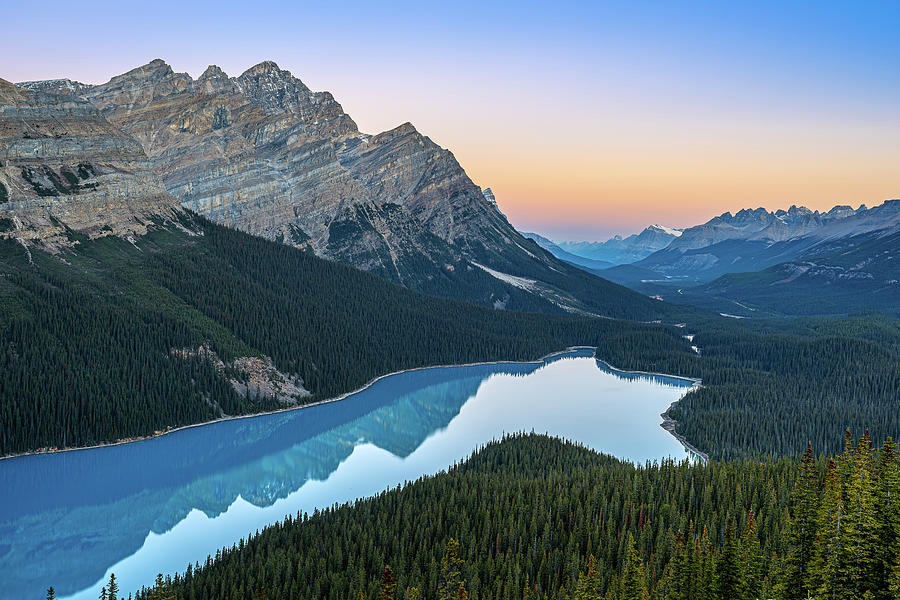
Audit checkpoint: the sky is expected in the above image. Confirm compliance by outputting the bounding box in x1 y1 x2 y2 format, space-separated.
3 1 899 240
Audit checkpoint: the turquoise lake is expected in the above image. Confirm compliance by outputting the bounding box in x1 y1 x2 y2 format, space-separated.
0 349 697 600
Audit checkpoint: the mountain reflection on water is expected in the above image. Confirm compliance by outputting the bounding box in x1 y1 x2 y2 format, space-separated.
0 349 695 600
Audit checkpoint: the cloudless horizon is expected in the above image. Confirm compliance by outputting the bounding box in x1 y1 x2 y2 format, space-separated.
3 0 899 239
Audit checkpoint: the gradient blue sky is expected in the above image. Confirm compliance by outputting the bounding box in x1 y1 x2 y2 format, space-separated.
3 1 899 240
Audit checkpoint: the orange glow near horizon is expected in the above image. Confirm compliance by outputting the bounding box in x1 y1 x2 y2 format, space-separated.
439 114 900 239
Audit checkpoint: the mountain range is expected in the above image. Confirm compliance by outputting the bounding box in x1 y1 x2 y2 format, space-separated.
595 202 900 316
12 60 659 318
520 232 614 270
527 224 682 266
525 200 899 317
0 62 696 456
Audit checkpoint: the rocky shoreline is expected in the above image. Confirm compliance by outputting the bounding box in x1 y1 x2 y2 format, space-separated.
660 392 709 462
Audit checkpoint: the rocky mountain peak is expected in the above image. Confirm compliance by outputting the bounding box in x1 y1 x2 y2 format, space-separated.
242 61 284 76
369 122 421 146
96 58 191 104
194 65 236 94
646 224 682 237
777 205 813 217
234 61 319 115
199 65 228 80
826 205 857 218
132 59 176 80
0 78 26 102
394 122 419 135
481 188 507 218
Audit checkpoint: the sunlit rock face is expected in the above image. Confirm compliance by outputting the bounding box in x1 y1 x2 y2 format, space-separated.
0 78 179 249
20 60 528 286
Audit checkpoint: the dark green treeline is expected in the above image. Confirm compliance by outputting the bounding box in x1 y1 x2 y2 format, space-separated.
121 432 897 600
0 214 691 455
594 315 900 458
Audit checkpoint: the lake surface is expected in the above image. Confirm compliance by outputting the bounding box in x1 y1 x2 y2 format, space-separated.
0 350 696 600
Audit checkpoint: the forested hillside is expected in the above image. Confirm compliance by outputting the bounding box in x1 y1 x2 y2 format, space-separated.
120 432 900 600
3 210 900 460
695 229 900 318
0 212 691 456
595 314 900 458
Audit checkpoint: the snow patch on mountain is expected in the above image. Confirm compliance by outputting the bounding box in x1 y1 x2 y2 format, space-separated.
650 224 683 237
472 262 538 291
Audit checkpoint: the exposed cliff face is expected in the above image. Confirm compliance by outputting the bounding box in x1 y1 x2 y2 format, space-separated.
0 78 179 249
15 60 669 318
43 60 522 285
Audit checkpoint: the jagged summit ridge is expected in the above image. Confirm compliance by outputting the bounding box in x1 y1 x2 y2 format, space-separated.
13 62 552 296
669 202 871 251
11 59 663 316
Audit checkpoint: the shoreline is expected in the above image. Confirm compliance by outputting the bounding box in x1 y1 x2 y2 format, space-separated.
592 357 708 462
593 358 702 385
660 400 710 463
1 345 706 463
0 346 595 462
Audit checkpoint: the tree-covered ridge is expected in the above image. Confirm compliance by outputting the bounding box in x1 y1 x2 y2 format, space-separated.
117 432 900 600
594 315 900 458
3 209 900 460
0 213 693 456
128 434 790 599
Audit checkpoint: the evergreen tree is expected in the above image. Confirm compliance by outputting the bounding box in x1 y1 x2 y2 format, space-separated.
843 430 878 595
619 536 648 600
379 565 396 600
107 573 119 600
890 556 900 599
440 539 464 600
778 442 821 599
99 586 107 600
715 519 744 600
874 437 900 598
574 555 603 600
455 583 468 600
696 527 715 600
146 573 176 600
46 587 56 600
740 509 764 599
667 532 694 600
812 458 850 600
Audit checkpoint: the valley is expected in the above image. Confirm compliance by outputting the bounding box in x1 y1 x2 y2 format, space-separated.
2 20 900 600
530 202 900 317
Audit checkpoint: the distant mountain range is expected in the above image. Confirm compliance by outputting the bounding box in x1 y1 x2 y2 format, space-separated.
524 201 899 317
9 60 670 318
520 233 614 270
593 202 900 316
527 225 682 266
